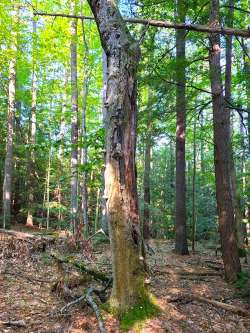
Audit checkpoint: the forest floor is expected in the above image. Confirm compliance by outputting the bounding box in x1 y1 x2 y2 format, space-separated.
0 226 249 333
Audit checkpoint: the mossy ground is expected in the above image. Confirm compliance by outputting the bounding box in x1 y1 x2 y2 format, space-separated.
101 294 161 332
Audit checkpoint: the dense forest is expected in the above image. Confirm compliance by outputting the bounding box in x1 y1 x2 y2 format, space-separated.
0 0 249 332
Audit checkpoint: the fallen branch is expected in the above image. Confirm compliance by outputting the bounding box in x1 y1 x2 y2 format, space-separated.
191 295 250 317
51 252 111 284
58 288 106 333
86 288 106 333
0 320 26 327
168 294 249 317
157 269 223 277
33 12 250 38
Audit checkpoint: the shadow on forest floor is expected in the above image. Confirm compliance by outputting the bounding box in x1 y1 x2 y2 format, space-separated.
0 227 249 332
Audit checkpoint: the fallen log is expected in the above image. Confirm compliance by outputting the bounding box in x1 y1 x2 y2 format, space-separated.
51 252 111 284
157 269 223 277
168 294 249 317
192 295 250 317
0 228 54 242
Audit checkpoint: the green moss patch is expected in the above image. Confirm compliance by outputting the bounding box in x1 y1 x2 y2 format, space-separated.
119 296 161 332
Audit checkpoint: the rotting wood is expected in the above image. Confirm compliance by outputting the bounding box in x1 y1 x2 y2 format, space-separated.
51 252 111 283
33 12 250 38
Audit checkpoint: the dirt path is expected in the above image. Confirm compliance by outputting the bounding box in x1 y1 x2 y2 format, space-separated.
0 235 249 332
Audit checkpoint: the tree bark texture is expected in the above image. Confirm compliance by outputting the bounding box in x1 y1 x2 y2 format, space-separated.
80 18 89 238
143 136 151 240
70 1 79 234
2 12 18 228
26 19 37 227
224 1 244 251
87 0 146 313
209 0 241 282
175 0 189 255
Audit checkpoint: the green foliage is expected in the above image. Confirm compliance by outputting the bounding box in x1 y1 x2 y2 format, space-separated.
234 272 250 302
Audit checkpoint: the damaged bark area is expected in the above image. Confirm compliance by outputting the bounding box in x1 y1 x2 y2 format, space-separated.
87 0 146 314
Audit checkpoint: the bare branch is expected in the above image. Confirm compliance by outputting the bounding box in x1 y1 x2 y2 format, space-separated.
33 12 250 38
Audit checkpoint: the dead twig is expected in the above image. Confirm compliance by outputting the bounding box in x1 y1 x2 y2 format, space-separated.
0 320 26 327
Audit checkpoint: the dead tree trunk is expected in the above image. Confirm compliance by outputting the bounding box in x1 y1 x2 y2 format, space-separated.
209 0 241 282
87 0 146 314
175 0 189 255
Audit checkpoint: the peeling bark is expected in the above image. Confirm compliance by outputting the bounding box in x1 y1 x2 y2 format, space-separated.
87 0 146 313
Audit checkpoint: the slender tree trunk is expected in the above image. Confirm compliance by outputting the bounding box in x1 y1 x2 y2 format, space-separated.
58 71 68 222
94 188 100 232
80 18 89 238
70 1 79 234
209 0 241 282
242 39 250 241
192 117 197 252
87 0 146 313
143 136 151 240
46 147 51 230
101 51 109 234
169 139 175 224
175 0 189 254
26 19 37 227
2 11 18 228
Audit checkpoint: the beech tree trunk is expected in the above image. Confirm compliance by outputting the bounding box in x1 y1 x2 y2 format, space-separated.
26 19 37 227
2 12 18 228
242 39 250 239
209 0 241 282
70 1 79 234
175 0 189 255
87 0 146 313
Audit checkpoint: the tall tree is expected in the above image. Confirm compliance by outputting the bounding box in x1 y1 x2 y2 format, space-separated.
70 1 79 234
2 8 18 228
26 18 37 227
224 1 244 251
80 18 89 238
209 0 241 282
175 0 189 254
87 0 146 313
